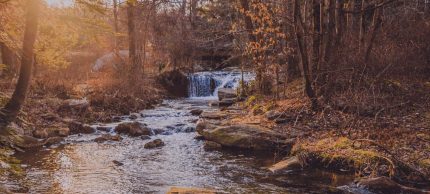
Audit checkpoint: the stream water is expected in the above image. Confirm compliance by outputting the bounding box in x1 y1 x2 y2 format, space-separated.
3 71 359 194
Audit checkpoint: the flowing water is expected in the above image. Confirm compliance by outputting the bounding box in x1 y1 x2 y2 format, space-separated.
3 71 360 194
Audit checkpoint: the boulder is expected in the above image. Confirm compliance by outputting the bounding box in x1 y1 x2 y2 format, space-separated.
166 187 217 194
141 135 151 140
218 98 235 107
44 137 64 146
115 122 151 137
194 135 205 141
204 141 222 151
208 101 219 107
94 134 123 143
197 124 293 151
200 111 228 120
144 139 165 149
33 127 70 139
190 109 203 116
68 121 95 134
358 177 426 194
96 126 112 132
196 119 221 134
268 156 302 173
218 88 236 101
157 70 189 97
129 113 139 120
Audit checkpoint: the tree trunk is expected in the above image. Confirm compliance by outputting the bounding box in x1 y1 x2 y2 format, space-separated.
359 0 366 52
293 0 319 110
364 2 383 63
239 0 256 42
0 0 41 128
347 0 355 32
324 0 336 63
335 0 344 45
113 0 120 56
127 1 142 83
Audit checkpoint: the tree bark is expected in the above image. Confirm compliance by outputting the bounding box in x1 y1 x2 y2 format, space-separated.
127 0 142 83
364 2 383 63
359 0 366 51
239 0 256 42
324 0 336 63
0 0 41 128
113 0 119 54
293 0 319 110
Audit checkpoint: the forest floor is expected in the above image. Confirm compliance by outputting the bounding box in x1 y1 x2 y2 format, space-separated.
0 73 165 137
230 77 430 189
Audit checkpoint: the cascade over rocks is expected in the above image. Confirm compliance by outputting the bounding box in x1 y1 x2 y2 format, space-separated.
157 70 189 97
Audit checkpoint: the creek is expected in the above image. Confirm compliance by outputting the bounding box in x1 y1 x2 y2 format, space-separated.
3 71 359 194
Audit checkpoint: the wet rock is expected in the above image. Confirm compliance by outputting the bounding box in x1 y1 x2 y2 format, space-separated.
144 139 165 149
188 119 199 123
190 109 203 116
141 135 151 140
218 88 236 101
196 119 221 134
152 128 165 135
219 98 235 107
268 156 302 173
167 187 217 194
33 127 70 139
182 126 196 133
208 101 219 107
68 121 95 134
194 135 205 141
157 70 189 97
94 134 123 143
96 126 112 132
129 113 139 120
200 111 228 120
112 160 124 166
115 122 151 137
6 129 63 149
358 176 426 194
197 124 293 151
112 116 122 122
204 141 222 151
44 137 64 146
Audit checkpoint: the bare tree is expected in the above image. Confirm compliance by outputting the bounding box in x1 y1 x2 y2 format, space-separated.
0 0 41 130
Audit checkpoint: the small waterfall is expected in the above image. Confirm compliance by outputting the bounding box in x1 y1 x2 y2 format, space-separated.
188 71 254 98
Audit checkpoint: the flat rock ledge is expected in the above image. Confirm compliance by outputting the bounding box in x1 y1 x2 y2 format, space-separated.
197 120 293 151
